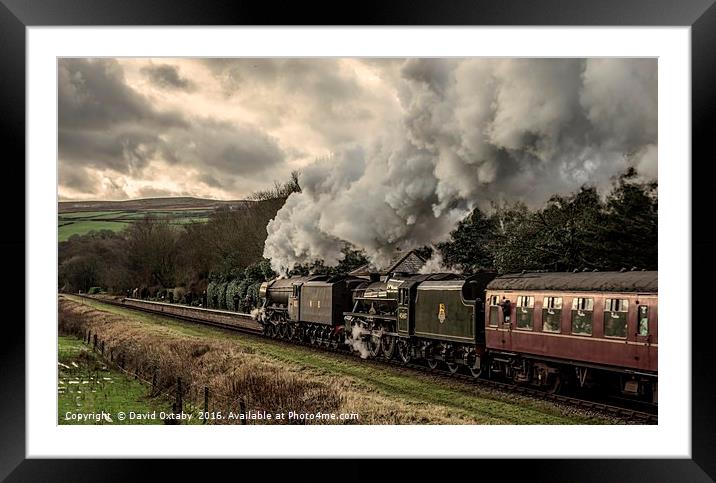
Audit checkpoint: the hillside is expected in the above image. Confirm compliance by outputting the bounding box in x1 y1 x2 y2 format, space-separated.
58 197 257 242
59 197 250 213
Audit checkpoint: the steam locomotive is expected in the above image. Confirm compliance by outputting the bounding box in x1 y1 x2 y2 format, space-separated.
258 270 658 403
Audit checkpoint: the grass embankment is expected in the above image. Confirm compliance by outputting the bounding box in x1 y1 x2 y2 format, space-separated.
59 295 618 425
58 335 174 424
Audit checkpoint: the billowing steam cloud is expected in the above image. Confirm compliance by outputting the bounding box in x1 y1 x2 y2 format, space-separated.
264 59 657 273
344 324 371 359
418 251 459 275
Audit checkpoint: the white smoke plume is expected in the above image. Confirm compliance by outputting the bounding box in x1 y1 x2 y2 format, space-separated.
264 59 657 274
344 323 370 359
418 251 460 275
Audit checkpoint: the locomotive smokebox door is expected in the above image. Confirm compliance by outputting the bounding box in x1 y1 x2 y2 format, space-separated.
397 287 410 334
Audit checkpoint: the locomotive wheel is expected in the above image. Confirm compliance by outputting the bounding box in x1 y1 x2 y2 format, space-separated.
381 336 396 360
321 329 332 347
268 324 278 338
330 333 339 350
446 362 460 374
468 354 482 378
427 359 439 370
368 336 381 358
546 374 562 394
287 324 297 340
397 339 411 364
308 328 317 346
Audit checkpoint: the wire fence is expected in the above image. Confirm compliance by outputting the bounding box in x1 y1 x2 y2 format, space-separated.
70 326 255 425
59 302 341 425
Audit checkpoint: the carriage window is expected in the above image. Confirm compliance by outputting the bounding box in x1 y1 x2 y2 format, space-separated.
488 295 501 326
542 296 562 333
638 305 649 336
604 298 628 338
571 297 593 335
516 296 534 330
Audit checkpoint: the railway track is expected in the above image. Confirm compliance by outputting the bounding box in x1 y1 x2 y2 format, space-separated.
75 294 657 424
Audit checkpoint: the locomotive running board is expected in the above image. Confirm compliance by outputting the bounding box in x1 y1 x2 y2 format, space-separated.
343 311 398 321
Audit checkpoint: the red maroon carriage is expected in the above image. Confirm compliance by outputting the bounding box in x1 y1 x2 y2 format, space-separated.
484 271 657 402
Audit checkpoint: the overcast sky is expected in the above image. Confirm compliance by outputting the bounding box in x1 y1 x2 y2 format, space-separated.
58 58 403 200
58 58 657 203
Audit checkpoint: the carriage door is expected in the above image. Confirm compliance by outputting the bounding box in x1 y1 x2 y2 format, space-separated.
288 283 301 321
634 299 652 369
397 287 410 335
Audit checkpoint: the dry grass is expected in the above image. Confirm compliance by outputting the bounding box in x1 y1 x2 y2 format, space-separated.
59 298 344 424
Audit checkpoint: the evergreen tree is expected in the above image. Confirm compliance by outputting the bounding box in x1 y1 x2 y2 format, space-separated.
437 207 497 273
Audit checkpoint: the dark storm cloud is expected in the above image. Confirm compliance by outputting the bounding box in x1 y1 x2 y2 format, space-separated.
199 173 223 188
59 58 186 130
59 127 168 173
160 118 284 176
201 58 387 145
203 58 364 102
141 64 195 91
59 58 287 196
59 166 95 192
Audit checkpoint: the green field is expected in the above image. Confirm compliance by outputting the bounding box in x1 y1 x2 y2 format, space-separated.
58 220 131 241
59 211 120 220
58 335 175 425
58 209 211 241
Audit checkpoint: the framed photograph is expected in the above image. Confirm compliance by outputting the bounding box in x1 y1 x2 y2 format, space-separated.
5 0 715 479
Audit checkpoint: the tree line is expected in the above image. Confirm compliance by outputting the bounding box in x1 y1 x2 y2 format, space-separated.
437 168 657 274
58 176 298 308
59 168 657 306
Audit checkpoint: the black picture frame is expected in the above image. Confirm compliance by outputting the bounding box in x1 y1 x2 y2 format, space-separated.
3 0 714 480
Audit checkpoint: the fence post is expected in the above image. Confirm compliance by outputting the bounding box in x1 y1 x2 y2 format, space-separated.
239 397 246 425
93 334 97 349
203 387 209 424
177 377 183 416
86 330 91 344
166 403 177 425
100 340 104 355
152 371 157 395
